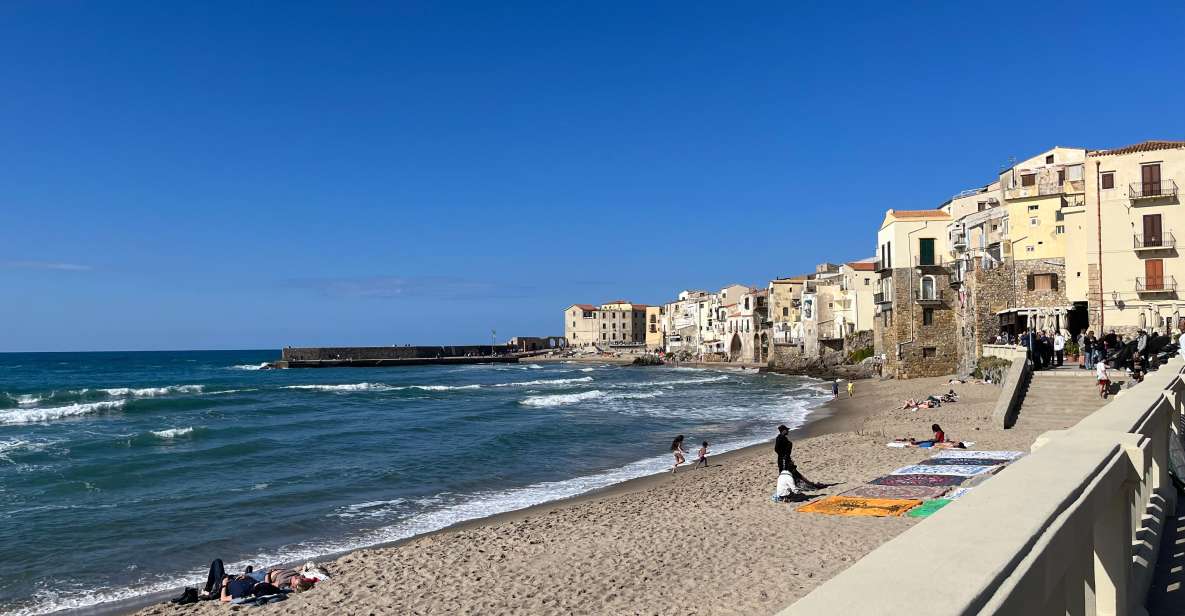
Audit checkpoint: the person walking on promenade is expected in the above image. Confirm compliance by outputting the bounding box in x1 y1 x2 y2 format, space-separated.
670 435 688 473
1054 331 1065 367
1096 361 1111 399
774 425 819 490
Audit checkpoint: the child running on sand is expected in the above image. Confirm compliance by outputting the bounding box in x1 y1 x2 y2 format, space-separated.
696 441 710 468
670 435 687 473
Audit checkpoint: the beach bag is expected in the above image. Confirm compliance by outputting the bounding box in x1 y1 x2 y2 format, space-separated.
170 587 198 605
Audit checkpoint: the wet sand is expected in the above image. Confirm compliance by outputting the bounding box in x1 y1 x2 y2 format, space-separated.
126 374 1043 616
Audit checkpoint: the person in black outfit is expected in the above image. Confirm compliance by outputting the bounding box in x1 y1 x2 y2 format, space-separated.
775 424 819 490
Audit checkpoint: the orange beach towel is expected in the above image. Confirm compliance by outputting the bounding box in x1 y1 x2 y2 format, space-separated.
796 495 922 517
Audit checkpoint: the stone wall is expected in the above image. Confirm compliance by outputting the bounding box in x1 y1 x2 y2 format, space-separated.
282 345 511 361
1014 257 1068 308
877 268 959 378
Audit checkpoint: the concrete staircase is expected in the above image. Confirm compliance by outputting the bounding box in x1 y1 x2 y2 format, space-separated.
1012 366 1124 431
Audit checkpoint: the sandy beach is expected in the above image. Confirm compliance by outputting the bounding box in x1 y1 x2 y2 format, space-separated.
130 374 1049 616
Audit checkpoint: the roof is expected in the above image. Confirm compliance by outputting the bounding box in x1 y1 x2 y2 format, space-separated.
1089 140 1185 157
847 261 876 271
569 304 598 311
887 209 951 220
605 299 631 304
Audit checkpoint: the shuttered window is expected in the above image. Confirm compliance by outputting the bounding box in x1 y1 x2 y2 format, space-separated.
1101 172 1114 189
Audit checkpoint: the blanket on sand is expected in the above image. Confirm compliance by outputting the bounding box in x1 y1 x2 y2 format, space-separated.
796 495 922 517
931 450 1025 460
906 498 952 518
890 464 997 477
870 474 967 487
838 484 951 500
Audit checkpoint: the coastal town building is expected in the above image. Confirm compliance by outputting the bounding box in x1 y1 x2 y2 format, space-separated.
645 305 664 350
562 301 648 349
1066 140 1185 335
662 290 714 357
874 207 957 378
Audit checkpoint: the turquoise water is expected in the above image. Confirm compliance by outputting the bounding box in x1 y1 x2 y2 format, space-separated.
0 351 825 615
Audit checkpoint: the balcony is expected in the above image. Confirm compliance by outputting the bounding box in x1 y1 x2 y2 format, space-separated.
1136 276 1178 294
1061 194 1086 208
1133 232 1176 251
1130 180 1179 201
913 254 947 270
874 259 890 273
874 292 891 305
914 290 944 304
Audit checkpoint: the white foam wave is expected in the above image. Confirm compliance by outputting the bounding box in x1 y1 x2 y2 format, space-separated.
494 376 593 388
519 390 606 407
99 385 204 397
628 375 729 387
284 383 398 392
578 367 596 372
150 427 194 439
230 363 268 370
0 400 126 425
527 364 543 369
403 384 482 391
332 498 408 519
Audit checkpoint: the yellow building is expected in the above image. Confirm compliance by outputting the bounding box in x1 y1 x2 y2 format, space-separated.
644 305 664 350
1065 140 1185 334
998 146 1085 262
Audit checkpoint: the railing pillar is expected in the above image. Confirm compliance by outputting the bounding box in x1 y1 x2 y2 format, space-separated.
1092 477 1134 616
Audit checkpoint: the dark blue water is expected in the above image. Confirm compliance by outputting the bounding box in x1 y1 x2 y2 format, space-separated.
0 351 825 615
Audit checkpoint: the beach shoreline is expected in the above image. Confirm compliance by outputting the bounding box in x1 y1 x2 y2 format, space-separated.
93 373 1030 616
63 372 837 616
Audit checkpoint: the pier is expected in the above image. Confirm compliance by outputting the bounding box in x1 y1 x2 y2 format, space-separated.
272 345 521 368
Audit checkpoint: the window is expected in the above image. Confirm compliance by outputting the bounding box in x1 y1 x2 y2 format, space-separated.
1025 245 1035 253
601 323 606 329
919 275 936 300
602 333 607 340
1101 172 1114 190
649 324 656 333
1027 273 1058 291
1029 217 1039 227
1057 169 1065 185
918 238 936 265
1027 204 1039 211
1045 154 1055 164
649 315 656 323
1055 225 1065 234
923 347 937 358
782 307 789 317
923 308 934 326
571 321 575 327
1143 164 1163 196
744 297 750 310
864 278 870 285
1021 173 1036 187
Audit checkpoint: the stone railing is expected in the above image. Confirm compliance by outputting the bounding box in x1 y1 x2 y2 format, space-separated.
990 356 1031 429
780 358 1185 616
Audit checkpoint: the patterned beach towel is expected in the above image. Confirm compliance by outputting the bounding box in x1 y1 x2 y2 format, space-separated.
839 484 951 500
906 498 952 518
931 450 1025 460
870 474 967 487
796 495 922 517
924 457 1010 467
945 487 972 500
890 464 996 477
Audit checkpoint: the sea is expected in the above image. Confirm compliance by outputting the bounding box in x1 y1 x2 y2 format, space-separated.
0 351 828 615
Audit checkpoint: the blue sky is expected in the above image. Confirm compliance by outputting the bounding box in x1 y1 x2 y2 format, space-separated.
2 2 1184 351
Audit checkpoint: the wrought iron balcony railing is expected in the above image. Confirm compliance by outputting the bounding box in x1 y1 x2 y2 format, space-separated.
913 254 946 268
1136 276 1178 293
1129 180 1179 200
914 290 945 303
1133 232 1176 250
873 292 890 304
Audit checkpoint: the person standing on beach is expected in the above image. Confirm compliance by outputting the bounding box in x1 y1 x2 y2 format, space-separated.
846 380 854 398
774 425 819 490
831 379 839 399
670 435 688 473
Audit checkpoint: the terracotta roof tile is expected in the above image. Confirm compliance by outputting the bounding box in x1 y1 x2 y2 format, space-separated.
571 304 598 311
888 209 951 220
847 262 876 271
1089 140 1185 157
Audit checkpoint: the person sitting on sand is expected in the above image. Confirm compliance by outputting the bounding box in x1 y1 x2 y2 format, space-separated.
696 441 710 468
670 435 688 473
775 470 802 502
909 424 945 448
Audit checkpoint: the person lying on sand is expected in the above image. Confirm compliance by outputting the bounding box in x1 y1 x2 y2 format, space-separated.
891 424 968 449
198 560 316 602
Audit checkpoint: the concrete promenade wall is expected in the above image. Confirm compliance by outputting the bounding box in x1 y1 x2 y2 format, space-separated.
780 357 1185 616
281 345 511 362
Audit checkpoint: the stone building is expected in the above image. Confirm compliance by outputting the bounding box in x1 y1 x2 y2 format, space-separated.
874 208 958 378
562 301 648 349
1064 140 1185 335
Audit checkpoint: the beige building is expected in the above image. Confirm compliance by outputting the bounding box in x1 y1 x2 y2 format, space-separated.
644 305 664 350
835 261 877 339
1065 140 1185 334
662 290 715 357
768 277 806 345
563 301 648 349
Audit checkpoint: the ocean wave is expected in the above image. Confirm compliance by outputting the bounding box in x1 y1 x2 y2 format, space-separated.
403 384 482 391
284 383 398 392
627 375 729 387
99 385 204 397
578 367 596 372
519 390 606 407
493 376 593 388
229 363 269 370
0 400 126 425
150 427 195 439
527 364 543 369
